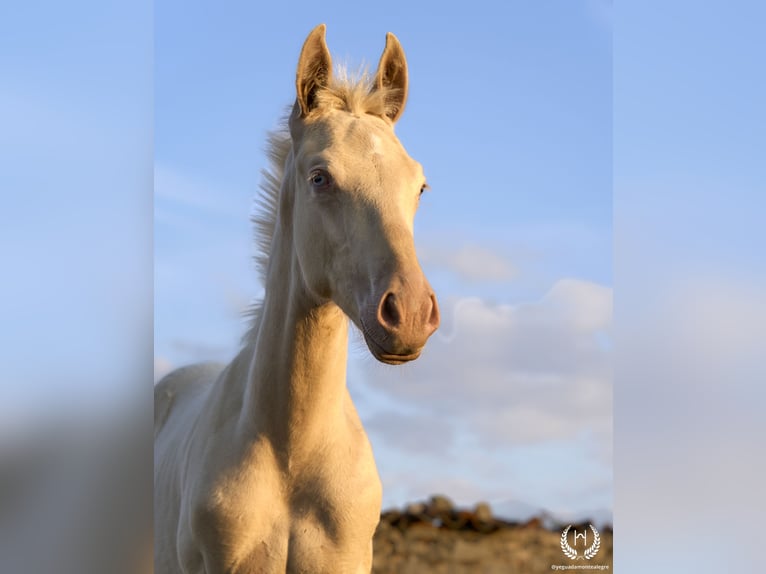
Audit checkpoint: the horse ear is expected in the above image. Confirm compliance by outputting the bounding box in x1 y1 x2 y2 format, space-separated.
296 24 333 117
374 32 408 123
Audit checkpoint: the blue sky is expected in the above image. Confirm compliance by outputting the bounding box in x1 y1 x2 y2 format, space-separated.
155 1 612 520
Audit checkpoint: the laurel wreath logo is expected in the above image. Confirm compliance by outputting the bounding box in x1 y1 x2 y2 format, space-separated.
584 524 601 559
560 526 578 559
560 524 601 560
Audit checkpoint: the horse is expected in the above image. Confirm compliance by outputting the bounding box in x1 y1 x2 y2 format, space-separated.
154 24 439 573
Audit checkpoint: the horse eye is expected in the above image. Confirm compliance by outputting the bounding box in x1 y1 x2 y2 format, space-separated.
419 183 430 197
309 170 330 189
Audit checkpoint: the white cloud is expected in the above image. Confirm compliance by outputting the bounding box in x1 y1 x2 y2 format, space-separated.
356 271 615 510
418 242 517 283
365 410 457 455
363 279 612 451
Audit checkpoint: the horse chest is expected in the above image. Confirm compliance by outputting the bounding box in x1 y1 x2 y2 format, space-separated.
188 437 381 573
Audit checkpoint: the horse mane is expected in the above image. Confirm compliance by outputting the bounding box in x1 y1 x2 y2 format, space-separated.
243 67 400 346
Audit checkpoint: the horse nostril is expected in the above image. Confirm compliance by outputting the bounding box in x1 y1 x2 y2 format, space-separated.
379 292 401 328
428 294 440 330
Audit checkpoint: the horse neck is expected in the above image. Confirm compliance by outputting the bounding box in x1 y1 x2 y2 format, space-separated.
237 217 350 462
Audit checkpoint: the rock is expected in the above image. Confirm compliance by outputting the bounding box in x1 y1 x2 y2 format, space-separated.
441 510 468 530
380 510 401 524
405 502 425 516
469 502 499 533
452 538 487 564
522 516 542 529
407 522 439 542
474 502 492 522
426 494 454 519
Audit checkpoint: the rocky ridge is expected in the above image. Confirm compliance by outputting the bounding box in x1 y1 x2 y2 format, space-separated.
372 495 613 573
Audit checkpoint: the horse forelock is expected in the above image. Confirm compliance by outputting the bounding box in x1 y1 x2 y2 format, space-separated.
314 66 401 119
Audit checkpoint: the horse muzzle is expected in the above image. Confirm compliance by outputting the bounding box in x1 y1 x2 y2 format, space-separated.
361 274 440 365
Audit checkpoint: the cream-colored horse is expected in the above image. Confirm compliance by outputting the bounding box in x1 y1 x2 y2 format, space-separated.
154 25 439 573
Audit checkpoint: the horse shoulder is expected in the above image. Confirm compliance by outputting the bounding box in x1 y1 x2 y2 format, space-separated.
182 434 290 572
